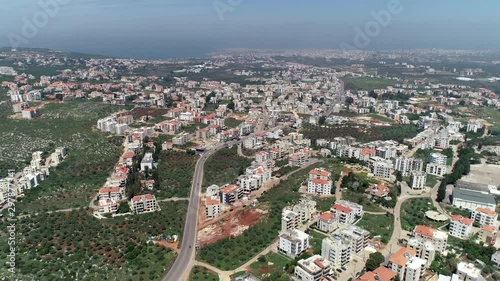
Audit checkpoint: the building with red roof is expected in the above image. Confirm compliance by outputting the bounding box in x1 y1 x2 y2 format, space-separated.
449 215 473 239
129 194 158 214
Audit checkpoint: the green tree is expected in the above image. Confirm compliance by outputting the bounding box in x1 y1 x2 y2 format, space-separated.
366 252 385 271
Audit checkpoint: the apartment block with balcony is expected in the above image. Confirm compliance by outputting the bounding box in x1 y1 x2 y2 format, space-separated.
449 215 473 239
471 207 498 227
294 255 332 281
278 229 310 258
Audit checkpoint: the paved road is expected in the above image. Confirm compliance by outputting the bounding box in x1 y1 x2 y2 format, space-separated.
161 147 221 281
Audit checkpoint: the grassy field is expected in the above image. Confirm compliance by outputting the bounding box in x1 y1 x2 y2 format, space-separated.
225 117 243 128
309 230 328 255
0 100 131 213
0 201 187 281
315 197 336 212
400 198 448 231
203 146 253 187
366 114 395 123
189 266 219 281
248 253 290 279
197 161 326 270
156 151 198 198
343 77 395 91
356 213 394 244
426 174 440 187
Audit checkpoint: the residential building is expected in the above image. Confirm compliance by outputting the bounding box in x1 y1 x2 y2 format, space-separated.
365 182 391 198
129 194 158 214
456 262 485 281
317 212 338 233
140 152 154 171
278 229 310 258
407 239 436 267
478 225 498 246
429 152 448 165
471 207 498 227
449 215 473 239
307 179 332 195
372 161 394 179
98 199 118 214
452 188 496 211
355 266 397 281
409 171 427 190
492 251 500 268
426 163 448 177
219 184 243 204
336 200 363 216
387 247 417 281
282 209 300 232
321 235 352 270
338 225 370 254
205 196 221 219
405 257 427 281
294 255 332 281
292 199 317 222
331 204 355 224
412 225 448 252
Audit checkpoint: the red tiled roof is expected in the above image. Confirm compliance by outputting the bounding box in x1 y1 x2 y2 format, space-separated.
389 247 416 267
331 204 352 214
475 207 496 216
451 215 473 225
414 225 435 238
319 212 335 221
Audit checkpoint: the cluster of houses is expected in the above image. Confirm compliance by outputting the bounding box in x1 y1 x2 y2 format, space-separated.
96 127 159 215
0 147 67 206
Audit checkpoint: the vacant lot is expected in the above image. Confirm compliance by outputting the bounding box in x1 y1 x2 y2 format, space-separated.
356 213 394 244
189 266 219 281
203 146 252 187
0 201 187 281
343 77 395 91
248 253 291 279
156 151 198 198
0 100 131 212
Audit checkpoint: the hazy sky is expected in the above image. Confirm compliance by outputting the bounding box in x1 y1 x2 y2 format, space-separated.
1 0 499 59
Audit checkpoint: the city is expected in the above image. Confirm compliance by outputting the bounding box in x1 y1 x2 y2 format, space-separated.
0 1 500 281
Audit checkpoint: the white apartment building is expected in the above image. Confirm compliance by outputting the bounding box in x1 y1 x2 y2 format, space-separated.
331 204 355 224
321 235 352 270
410 171 427 189
471 207 498 227
426 163 448 177
140 152 154 171
407 239 436 267
307 179 332 195
205 196 221 219
412 225 448 252
292 199 317 222
429 152 447 165
336 200 363 217
282 209 301 232
337 225 370 255
387 247 417 281
372 161 394 179
491 251 500 268
129 194 158 214
295 255 332 281
278 229 310 258
456 262 485 281
405 257 427 281
449 215 473 239
317 212 338 233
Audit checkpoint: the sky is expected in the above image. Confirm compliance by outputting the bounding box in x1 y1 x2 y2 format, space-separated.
0 0 499 59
